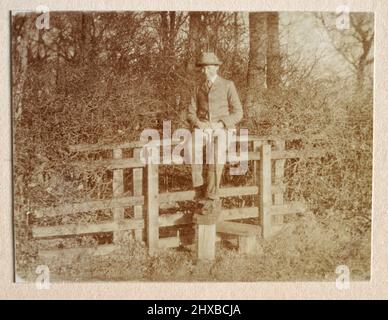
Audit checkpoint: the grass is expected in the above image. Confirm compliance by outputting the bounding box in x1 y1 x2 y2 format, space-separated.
17 208 370 282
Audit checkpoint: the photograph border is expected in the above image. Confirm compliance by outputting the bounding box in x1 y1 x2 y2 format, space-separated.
1 0 387 299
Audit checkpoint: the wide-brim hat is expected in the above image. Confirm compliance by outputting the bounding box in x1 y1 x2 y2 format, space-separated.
196 52 222 66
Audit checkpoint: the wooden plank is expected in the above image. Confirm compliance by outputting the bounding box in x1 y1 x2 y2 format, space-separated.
274 140 286 204
271 183 286 194
68 139 182 153
248 151 259 161
133 148 143 242
260 144 272 239
159 186 258 205
216 221 261 236
158 207 259 227
34 210 257 241
68 136 281 153
248 134 326 144
33 196 144 218
252 141 263 185
159 190 195 203
159 236 180 249
38 244 117 259
248 136 277 142
69 141 145 153
270 201 307 216
219 207 259 221
273 149 326 159
194 213 218 225
113 148 124 243
272 140 285 231
32 219 144 238
248 149 326 161
147 162 159 254
218 186 258 197
159 212 191 227
197 224 216 261
69 137 275 154
72 158 145 170
68 135 324 154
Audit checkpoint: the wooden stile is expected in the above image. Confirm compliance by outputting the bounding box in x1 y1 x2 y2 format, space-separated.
272 139 285 234
133 148 143 242
219 206 259 221
216 221 261 255
218 186 258 197
33 196 143 218
158 186 258 205
194 213 218 261
197 224 216 260
216 221 261 236
147 158 159 254
270 201 307 215
72 158 144 170
33 219 144 238
33 136 314 258
252 140 263 185
158 206 259 228
112 148 124 243
248 148 326 161
159 190 195 203
260 144 272 239
159 236 181 249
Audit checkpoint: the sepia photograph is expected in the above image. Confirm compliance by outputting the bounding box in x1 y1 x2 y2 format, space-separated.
12 9 373 283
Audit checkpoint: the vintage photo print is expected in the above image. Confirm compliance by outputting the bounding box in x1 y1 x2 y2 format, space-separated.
12 9 373 283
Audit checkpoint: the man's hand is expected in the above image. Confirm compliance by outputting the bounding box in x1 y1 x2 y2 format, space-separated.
197 121 224 130
210 121 224 130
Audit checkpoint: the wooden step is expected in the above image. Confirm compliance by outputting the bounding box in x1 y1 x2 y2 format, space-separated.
216 221 261 236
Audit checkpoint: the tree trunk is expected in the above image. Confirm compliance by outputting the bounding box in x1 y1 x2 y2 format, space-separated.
266 12 281 89
81 12 94 64
12 14 33 123
168 11 176 56
186 12 204 73
246 12 267 111
231 12 239 77
160 12 169 57
356 64 365 92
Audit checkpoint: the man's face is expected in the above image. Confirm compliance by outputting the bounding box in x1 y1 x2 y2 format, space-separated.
201 65 219 81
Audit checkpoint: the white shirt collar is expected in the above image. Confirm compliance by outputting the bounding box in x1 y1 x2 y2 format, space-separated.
208 74 218 84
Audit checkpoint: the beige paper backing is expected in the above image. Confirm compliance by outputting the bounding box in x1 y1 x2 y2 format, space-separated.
1 0 387 300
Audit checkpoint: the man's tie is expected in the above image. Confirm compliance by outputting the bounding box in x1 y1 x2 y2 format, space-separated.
206 80 212 92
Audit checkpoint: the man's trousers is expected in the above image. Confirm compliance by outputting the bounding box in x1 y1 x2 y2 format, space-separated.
191 129 227 199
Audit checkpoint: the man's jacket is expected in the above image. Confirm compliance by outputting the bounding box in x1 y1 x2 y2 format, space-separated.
187 76 243 129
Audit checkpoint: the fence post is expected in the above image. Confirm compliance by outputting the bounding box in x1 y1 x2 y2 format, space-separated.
259 143 272 239
112 148 124 243
253 140 263 185
146 151 159 254
194 213 217 261
133 148 143 242
272 139 285 234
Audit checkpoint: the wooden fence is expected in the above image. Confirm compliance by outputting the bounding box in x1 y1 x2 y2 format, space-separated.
32 136 325 258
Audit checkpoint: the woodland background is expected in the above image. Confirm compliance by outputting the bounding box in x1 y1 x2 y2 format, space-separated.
12 11 373 281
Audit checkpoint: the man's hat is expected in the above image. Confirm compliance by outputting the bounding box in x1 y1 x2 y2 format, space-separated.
196 52 222 66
